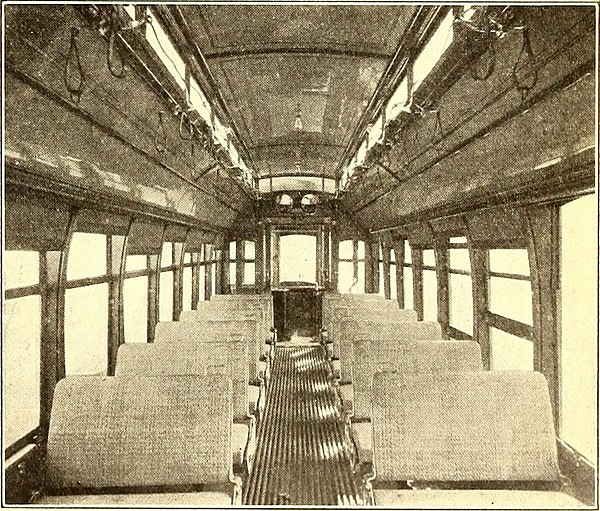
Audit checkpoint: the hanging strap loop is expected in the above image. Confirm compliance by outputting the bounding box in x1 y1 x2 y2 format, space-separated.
107 10 126 78
64 27 85 103
154 111 167 153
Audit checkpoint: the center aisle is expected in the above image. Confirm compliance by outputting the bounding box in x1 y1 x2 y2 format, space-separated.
243 346 362 506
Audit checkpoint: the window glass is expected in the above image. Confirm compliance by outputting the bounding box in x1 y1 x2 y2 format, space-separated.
357 241 365 260
390 262 397 300
230 262 237 287
385 77 409 122
159 271 173 321
211 262 216 296
279 235 316 283
245 241 255 260
378 261 385 297
354 261 365 294
161 242 173 268
338 261 354 294
184 253 191 264
65 284 108 375
423 249 436 267
145 9 186 90
126 255 147 272
489 276 533 325
123 4 136 20
189 76 212 125
450 236 467 244
449 248 471 272
413 11 454 90
244 263 255 285
390 248 396 263
423 269 437 321
183 267 192 312
124 276 147 343
404 241 412 264
560 194 597 462
449 273 473 335
67 233 106 280
490 327 533 371
229 241 236 260
3 251 39 289
3 296 41 445
339 240 353 260
199 265 206 302
404 266 414 309
489 249 530 276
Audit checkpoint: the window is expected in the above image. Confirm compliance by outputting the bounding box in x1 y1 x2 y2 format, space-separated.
229 241 237 290
159 270 173 321
413 11 454 90
3 251 39 289
67 233 106 280
244 241 256 286
385 77 409 123
189 76 212 126
560 194 597 462
422 249 437 321
490 327 534 371
145 8 186 90
182 266 193 311
338 240 354 294
403 240 414 309
378 244 385 297
390 248 397 300
161 242 173 268
3 295 41 445
448 236 473 336
486 247 533 371
65 284 109 375
259 176 336 193
123 276 148 343
126 255 147 272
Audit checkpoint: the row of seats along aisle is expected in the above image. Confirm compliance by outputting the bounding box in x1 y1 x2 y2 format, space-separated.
39 294 274 506
321 292 586 508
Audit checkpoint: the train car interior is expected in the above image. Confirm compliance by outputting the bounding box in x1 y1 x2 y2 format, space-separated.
2 2 598 507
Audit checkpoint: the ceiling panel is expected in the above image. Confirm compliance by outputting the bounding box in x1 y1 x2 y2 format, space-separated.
177 5 417 187
180 5 414 57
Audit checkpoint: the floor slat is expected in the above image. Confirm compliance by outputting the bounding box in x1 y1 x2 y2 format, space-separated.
243 346 362 506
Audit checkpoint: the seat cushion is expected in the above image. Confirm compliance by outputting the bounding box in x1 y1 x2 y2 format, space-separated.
38 492 232 506
374 489 585 508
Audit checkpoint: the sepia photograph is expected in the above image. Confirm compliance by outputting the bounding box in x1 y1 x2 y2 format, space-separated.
2 1 598 508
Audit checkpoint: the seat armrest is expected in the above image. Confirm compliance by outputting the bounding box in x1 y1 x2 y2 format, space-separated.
351 420 372 465
339 382 354 415
231 421 249 473
331 359 341 380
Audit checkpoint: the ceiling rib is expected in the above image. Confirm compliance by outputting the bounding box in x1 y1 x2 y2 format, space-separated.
203 46 391 60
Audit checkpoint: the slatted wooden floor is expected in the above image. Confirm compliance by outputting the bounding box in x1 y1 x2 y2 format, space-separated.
244 346 362 506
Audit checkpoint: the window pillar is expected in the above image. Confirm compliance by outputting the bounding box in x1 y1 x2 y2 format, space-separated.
411 246 424 320
107 231 129 376
172 240 185 319
236 239 244 293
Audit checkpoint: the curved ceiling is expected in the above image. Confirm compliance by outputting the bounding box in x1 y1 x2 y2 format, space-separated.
178 5 417 190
